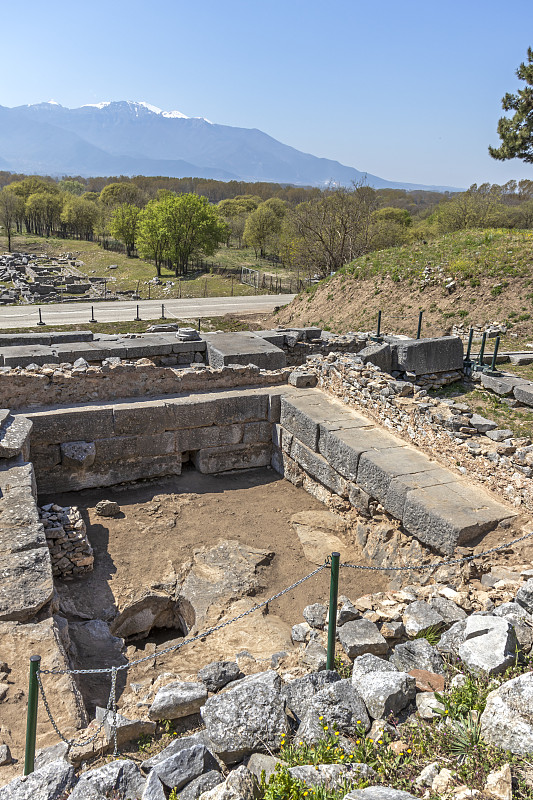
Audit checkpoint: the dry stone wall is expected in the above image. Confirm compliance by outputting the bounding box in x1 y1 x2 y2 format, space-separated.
39 504 94 579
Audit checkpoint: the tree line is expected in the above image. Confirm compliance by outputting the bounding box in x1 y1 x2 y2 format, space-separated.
0 173 532 279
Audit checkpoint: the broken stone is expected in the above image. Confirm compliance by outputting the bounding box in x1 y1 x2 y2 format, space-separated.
197 661 242 693
148 681 208 721
95 499 120 517
338 619 388 659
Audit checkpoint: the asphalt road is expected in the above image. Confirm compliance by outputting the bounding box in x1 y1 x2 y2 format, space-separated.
0 294 295 330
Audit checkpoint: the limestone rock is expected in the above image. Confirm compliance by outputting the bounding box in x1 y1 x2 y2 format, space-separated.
390 639 445 675
198 661 242 692
291 622 311 643
283 671 341 724
110 592 186 640
68 619 126 711
303 640 327 671
178 771 224 800
356 672 416 719
428 596 467 624
68 759 145 800
402 601 444 637
152 743 219 791
198 765 256 800
351 654 398 684
95 499 120 517
481 673 533 754
142 770 167 800
0 759 75 800
416 691 445 719
458 616 519 675
484 763 512 800
290 510 346 565
415 761 440 787
338 619 388 659
100 710 156 746
141 732 212 773
337 598 360 626
61 441 96 469
516 577 533 615
297 678 370 743
344 788 419 799
245 753 281 782
200 671 288 763
408 669 445 692
149 681 208 721
0 744 11 766
303 603 327 629
289 763 375 788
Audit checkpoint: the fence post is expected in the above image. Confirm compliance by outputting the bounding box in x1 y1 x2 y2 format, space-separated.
135 305 141 321
416 311 423 339
489 335 501 372
24 655 41 776
198 318 201 332
37 308 45 326
326 552 340 670
161 304 166 320
90 306 97 323
464 327 474 363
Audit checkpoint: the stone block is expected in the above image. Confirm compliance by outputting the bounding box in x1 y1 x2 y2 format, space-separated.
383 468 457 520
356 447 434 505
2 345 59 367
52 342 108 362
175 424 244 451
253 330 287 348
112 402 175 435
242 421 272 444
358 342 392 372
320 426 401 482
280 393 362 452
35 454 181 493
60 441 96 469
0 414 32 459
513 383 533 407
26 407 115 445
338 619 388 659
289 438 346 495
402 481 513 554
30 443 62 470
481 373 528 396
203 332 286 370
168 393 269 429
391 336 463 376
192 443 271 473
0 546 53 622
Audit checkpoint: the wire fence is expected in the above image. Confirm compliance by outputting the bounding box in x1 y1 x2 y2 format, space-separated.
29 528 533 766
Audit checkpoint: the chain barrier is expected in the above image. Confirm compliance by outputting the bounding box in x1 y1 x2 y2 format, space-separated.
35 562 328 749
339 529 533 572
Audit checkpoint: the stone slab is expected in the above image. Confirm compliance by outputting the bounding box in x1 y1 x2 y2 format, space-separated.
402 481 514 554
24 407 115 445
513 383 533 407
253 330 287 348
203 332 286 370
391 336 463 375
192 443 272 473
357 447 440 505
1 345 60 367
289 438 346 495
0 546 53 621
481 373 530 397
280 393 360 451
36 454 182 493
384 468 458 520
321 426 403 482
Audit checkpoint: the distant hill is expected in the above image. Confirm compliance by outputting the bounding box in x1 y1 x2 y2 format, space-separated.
0 100 460 190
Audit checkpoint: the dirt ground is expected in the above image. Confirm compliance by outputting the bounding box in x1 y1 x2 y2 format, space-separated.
38 467 386 707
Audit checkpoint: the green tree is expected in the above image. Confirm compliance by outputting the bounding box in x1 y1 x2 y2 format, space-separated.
433 184 503 232
489 47 533 163
243 203 282 258
58 179 86 196
0 188 24 251
159 193 227 274
61 196 98 239
100 182 145 207
25 192 63 236
109 203 140 256
137 199 168 276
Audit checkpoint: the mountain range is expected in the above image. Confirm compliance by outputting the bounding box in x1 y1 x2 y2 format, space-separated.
0 101 458 191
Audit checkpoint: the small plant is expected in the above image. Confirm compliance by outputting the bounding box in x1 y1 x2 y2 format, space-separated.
446 714 484 759
333 654 352 678
413 624 444 646
434 671 493 719
137 732 153 753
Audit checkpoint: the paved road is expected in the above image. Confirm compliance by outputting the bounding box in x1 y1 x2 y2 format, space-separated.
0 294 295 330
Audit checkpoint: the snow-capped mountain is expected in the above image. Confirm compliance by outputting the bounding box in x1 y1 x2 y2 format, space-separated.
0 101 458 190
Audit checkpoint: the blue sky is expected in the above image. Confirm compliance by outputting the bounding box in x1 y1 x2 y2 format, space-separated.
2 0 532 188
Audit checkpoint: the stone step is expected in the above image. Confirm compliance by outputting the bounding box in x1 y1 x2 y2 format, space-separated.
0 414 32 459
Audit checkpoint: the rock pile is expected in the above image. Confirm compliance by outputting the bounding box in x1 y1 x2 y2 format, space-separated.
39 504 94 579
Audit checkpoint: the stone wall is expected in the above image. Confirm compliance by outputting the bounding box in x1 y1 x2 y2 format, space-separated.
39 503 94 579
23 387 287 493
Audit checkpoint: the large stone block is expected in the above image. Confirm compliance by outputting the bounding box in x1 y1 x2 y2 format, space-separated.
167 393 269 429
192 443 271 473
0 414 32 459
513 383 533 407
384 468 458 520
175 424 244 451
25 408 115 445
280 393 357 451
358 342 392 372
320 426 401 482
204 332 287 370
356 447 434 504
35 454 181 493
481 373 529 397
402 481 513 554
0 547 53 622
391 336 463 376
289 438 346 495
112 402 175 435
1 345 59 367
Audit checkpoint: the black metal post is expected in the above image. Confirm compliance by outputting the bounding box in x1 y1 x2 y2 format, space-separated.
135 305 141 321
24 655 41 775
37 308 45 326
198 318 201 332
478 331 487 366
465 327 474 363
490 335 501 372
90 306 97 323
161 304 166 320
377 310 382 337
416 311 423 339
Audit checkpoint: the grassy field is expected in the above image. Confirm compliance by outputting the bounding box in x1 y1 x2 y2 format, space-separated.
0 315 261 336
0 233 296 301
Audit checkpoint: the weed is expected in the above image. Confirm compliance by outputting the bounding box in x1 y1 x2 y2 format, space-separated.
413 624 444 646
333 655 352 679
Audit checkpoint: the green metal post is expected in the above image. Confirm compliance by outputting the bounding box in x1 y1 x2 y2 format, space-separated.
490 335 501 372
326 552 340 670
478 331 487 366
24 655 41 775
465 327 474 362
416 311 423 339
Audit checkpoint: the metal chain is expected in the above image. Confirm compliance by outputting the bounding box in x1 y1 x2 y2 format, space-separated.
340 529 533 572
36 665 117 748
38 563 327 677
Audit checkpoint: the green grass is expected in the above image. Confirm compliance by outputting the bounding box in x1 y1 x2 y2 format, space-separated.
0 316 256 337
341 228 533 283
